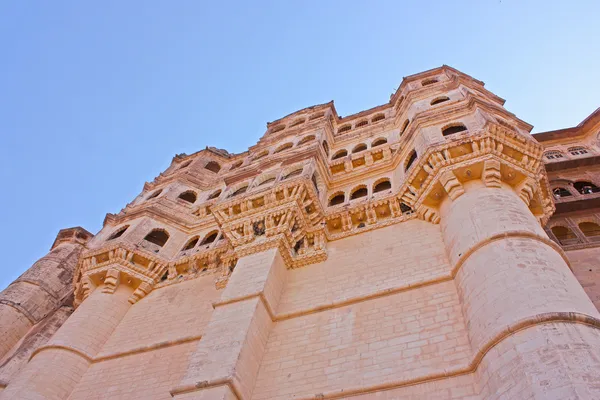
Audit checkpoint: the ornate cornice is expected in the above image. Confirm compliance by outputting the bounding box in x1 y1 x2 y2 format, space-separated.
212 172 327 269
74 240 234 305
400 122 554 224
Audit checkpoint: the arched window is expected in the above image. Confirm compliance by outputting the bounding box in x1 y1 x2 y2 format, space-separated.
322 141 330 156
290 118 305 127
422 78 438 86
200 231 219 245
442 123 467 136
207 189 221 200
147 189 162 200
579 222 600 237
544 151 564 160
352 143 367 153
350 186 368 200
253 151 269 161
298 135 315 146
551 226 577 245
553 187 572 198
143 229 169 247
574 181 600 195
271 125 285 133
400 119 409 135
430 96 450 106
205 161 221 173
283 169 303 180
373 180 392 193
179 160 192 169
332 149 348 160
371 114 385 123
230 160 243 170
371 138 387 147
337 125 351 134
178 191 197 203
568 146 588 156
258 177 276 186
274 143 293 154
182 236 199 251
108 226 129 241
229 185 248 198
329 193 345 206
355 120 368 128
405 150 418 172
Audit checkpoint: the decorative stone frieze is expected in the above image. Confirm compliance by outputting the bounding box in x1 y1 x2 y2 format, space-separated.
211 173 327 268
400 122 555 224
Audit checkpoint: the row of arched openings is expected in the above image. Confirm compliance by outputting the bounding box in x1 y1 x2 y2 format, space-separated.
227 168 305 199
331 138 388 160
269 112 325 134
553 181 600 198
552 222 600 245
251 135 317 162
545 147 589 160
107 225 221 251
329 179 392 206
336 114 386 134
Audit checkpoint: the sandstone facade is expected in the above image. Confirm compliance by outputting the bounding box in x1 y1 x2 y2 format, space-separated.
1 66 599 399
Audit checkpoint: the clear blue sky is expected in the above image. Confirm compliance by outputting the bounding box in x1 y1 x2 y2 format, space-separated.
1 1 599 290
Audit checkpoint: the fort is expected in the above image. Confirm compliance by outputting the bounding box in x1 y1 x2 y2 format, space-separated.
1 65 599 399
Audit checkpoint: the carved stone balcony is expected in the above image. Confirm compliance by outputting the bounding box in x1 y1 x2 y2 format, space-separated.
211 173 327 268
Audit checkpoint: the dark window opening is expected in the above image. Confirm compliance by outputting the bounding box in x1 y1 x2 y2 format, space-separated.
400 119 409 134
322 141 330 156
374 180 392 193
580 222 600 237
337 125 352 134
205 161 221 173
143 229 169 247
350 187 368 200
182 237 199 251
431 96 450 106
283 169 303 180
372 138 387 147
178 191 197 203
108 226 128 241
574 181 600 195
298 135 315 145
259 177 276 186
405 150 418 172
208 190 221 200
230 186 248 197
372 114 385 123
352 143 367 153
274 143 293 153
442 124 467 136
329 194 345 206
551 226 577 245
332 150 348 160
147 189 162 200
201 232 219 245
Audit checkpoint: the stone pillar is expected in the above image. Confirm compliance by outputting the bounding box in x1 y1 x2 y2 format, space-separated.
0 280 133 400
171 247 287 400
0 227 91 361
440 180 600 398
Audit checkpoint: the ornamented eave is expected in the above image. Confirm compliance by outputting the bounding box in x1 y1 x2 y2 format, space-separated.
73 240 235 306
212 174 328 268
323 121 554 241
400 123 555 225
